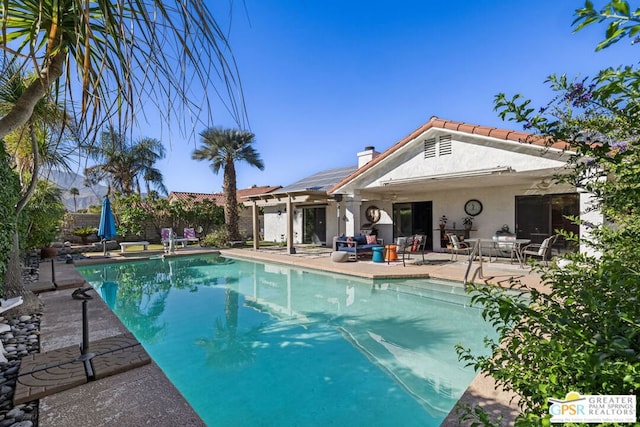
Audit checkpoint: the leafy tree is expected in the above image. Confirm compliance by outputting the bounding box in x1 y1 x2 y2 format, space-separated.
164 194 226 237
1 0 245 311
115 192 225 242
112 193 153 239
456 2 640 425
192 128 264 242
84 127 167 196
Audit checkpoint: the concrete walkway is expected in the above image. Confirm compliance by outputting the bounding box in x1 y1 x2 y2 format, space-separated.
32 255 205 427
27 246 542 425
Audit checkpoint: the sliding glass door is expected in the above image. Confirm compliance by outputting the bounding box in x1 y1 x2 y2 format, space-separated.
392 201 433 250
303 207 326 245
515 193 579 251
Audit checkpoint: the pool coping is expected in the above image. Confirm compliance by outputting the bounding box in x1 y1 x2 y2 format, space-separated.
33 247 532 425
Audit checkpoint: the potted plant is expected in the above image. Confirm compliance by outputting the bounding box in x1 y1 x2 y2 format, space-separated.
439 215 448 229
72 226 98 245
463 216 473 230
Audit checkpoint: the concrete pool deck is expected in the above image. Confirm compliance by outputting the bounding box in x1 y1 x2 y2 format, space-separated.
29 245 541 425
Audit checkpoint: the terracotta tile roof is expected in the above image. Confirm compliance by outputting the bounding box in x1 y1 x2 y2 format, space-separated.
168 192 224 204
328 116 571 194
168 186 281 205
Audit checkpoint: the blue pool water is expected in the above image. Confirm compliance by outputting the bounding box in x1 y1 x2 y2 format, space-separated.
77 254 495 426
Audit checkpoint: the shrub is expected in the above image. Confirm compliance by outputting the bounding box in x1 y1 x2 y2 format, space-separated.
19 180 66 251
199 228 227 248
0 145 20 285
72 226 98 244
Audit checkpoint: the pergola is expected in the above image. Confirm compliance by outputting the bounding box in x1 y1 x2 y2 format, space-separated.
245 189 331 254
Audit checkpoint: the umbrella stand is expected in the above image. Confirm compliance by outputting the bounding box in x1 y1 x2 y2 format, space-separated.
77 300 96 380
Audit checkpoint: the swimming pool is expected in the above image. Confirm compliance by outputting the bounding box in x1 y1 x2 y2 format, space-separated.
77 254 495 426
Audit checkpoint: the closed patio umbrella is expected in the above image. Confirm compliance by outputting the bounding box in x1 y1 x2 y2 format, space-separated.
98 196 117 256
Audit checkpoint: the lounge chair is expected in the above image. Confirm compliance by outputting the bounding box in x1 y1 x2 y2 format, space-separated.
160 228 183 251
161 228 173 251
183 228 199 245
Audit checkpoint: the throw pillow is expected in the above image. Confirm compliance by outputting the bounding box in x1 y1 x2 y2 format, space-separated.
347 236 354 247
366 235 377 244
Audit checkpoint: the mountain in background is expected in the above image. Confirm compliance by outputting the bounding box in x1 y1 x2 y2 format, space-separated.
44 170 108 211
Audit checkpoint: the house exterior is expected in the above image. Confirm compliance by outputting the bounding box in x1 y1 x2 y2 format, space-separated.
247 117 601 254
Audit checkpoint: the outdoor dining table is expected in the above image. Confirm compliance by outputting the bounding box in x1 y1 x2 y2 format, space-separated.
470 238 532 268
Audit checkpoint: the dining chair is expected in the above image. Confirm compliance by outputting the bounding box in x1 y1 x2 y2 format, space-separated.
449 234 473 261
521 235 558 266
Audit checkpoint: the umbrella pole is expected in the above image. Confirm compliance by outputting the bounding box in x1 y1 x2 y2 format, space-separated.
103 239 107 257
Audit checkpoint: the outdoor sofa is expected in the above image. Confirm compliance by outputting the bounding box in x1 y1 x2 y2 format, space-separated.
333 234 383 260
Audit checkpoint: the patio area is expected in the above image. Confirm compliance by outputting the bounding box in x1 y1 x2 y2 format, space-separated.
19 245 544 425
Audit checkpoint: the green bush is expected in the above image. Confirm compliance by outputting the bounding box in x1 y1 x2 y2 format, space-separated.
0 145 20 283
19 180 66 251
199 228 227 248
72 226 98 244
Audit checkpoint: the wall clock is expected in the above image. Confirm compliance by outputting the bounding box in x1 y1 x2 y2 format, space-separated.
464 199 483 216
365 206 381 223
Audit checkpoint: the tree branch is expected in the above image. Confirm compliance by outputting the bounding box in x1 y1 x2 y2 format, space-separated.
0 51 66 140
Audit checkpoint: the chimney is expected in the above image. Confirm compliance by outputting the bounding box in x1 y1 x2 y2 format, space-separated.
357 146 379 168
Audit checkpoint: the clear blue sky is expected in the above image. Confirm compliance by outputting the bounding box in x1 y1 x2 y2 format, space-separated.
137 1 630 194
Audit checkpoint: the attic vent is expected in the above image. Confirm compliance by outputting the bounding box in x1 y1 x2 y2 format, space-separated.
438 135 452 156
424 138 436 158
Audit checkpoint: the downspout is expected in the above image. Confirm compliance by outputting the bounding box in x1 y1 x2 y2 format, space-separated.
286 196 295 254
251 201 260 251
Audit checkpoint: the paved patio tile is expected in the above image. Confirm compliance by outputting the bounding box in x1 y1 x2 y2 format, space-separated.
14 333 150 405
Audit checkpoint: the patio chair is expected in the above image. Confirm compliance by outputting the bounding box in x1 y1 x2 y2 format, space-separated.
405 234 426 264
521 235 558 266
394 236 414 266
449 234 473 261
183 227 199 244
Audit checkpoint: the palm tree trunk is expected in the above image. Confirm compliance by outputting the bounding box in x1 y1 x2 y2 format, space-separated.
223 160 241 241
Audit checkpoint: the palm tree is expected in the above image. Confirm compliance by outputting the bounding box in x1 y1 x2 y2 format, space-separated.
0 67 74 310
192 128 264 242
84 127 168 196
0 0 245 310
0 66 75 201
69 187 80 212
